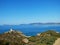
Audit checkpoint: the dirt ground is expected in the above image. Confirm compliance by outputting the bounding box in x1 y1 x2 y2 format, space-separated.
53 38 60 45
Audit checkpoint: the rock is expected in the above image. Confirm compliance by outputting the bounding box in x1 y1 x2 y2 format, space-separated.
37 33 41 36
22 38 29 43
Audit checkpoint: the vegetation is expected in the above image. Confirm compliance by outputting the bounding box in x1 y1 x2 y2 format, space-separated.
0 30 60 45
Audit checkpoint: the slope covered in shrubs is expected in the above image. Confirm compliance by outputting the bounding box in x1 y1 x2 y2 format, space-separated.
0 30 60 45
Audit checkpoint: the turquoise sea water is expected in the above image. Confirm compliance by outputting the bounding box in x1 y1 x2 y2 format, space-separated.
0 24 60 36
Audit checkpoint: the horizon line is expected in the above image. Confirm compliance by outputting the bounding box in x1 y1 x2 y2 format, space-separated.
0 22 60 25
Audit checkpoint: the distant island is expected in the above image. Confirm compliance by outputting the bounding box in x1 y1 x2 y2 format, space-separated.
29 23 60 25
1 23 60 26
0 29 60 45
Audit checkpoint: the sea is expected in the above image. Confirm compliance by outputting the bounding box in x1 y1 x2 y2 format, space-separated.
0 24 60 36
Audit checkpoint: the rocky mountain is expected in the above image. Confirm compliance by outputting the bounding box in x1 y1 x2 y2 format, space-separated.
0 29 60 45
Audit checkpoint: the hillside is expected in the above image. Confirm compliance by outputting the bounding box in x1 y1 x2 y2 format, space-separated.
0 29 28 45
28 30 60 45
0 29 60 45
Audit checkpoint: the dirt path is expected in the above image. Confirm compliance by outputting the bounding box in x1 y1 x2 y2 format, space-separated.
53 38 60 45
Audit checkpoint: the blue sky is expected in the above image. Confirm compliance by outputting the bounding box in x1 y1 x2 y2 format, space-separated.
0 0 60 25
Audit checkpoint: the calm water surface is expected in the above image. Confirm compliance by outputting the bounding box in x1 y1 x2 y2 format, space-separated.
0 24 60 36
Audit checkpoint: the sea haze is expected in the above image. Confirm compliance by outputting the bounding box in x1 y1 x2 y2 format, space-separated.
0 24 60 36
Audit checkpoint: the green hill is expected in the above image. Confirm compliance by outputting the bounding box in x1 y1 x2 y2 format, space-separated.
0 30 60 45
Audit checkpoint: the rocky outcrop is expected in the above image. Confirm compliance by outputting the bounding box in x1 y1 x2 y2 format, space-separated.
22 38 29 43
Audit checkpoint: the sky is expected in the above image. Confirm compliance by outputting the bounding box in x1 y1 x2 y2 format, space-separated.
0 0 60 25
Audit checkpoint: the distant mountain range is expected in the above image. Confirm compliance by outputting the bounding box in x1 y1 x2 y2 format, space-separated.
0 23 60 26
29 23 60 25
